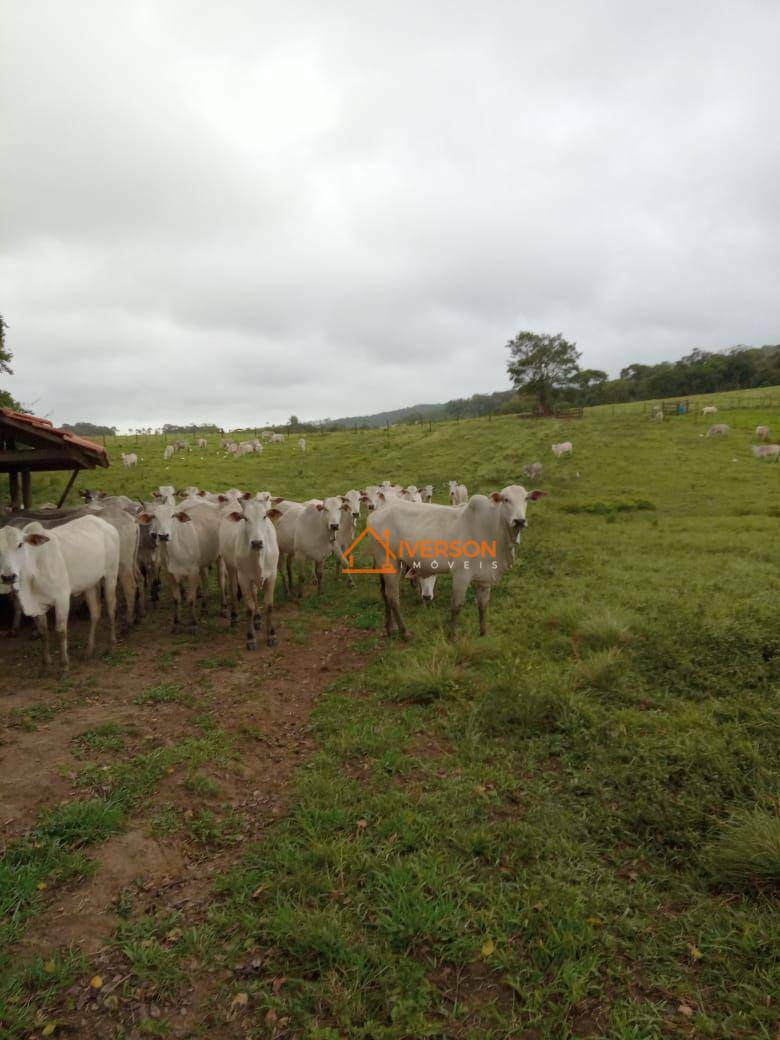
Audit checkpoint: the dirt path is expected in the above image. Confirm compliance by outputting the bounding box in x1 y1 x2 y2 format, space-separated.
0 603 371 1038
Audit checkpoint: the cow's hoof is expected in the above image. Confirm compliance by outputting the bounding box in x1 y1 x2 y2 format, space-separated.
267 635 277 647
253 614 262 631
246 639 257 651
220 608 228 619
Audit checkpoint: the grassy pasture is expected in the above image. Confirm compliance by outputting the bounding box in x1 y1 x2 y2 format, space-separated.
2 386 780 1038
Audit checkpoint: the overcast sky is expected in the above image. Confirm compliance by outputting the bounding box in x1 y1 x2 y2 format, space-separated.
2 1 779 430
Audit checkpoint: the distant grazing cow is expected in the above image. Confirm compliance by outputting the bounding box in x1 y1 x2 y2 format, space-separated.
0 516 119 674
174 440 190 452
756 425 771 441
551 442 573 457
707 424 730 437
121 452 138 468
701 406 718 416
751 444 780 460
298 438 306 452
652 406 663 421
163 445 174 461
196 438 207 449
270 433 285 444
448 481 468 506
237 441 255 456
522 462 543 479
420 484 434 503
218 499 280 649
368 486 547 638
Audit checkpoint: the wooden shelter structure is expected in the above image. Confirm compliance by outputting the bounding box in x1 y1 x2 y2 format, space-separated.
0 408 109 510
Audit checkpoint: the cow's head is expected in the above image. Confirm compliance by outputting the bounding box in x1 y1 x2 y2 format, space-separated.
342 490 362 521
0 523 50 592
226 499 275 552
316 496 345 537
489 485 547 542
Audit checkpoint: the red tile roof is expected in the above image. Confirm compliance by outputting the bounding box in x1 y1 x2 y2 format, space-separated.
0 408 109 461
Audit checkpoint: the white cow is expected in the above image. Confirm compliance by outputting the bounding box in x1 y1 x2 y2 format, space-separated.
237 441 255 456
137 502 221 628
121 452 138 468
270 433 285 444
756 425 771 441
420 484 434 503
0 516 119 673
651 406 663 421
342 490 362 522
707 424 730 437
298 438 306 452
701 406 718 416
218 499 280 649
196 438 208 449
368 486 546 638
153 486 177 506
522 462 543 480
86 501 142 625
402 485 423 503
751 444 780 460
551 442 573 457
448 481 468 506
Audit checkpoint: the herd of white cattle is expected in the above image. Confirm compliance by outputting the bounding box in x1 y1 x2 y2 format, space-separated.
0 470 550 675
120 434 308 468
649 405 779 458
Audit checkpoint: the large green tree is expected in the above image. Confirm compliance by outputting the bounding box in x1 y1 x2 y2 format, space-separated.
506 330 581 414
0 313 18 410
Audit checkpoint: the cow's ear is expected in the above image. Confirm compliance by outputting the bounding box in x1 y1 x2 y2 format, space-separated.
98 492 106 499
217 494 228 502
527 489 548 501
153 491 163 500
136 512 153 525
267 508 283 520
489 491 503 503
174 511 191 522
378 492 386 501
241 491 251 500
25 532 50 546
271 496 285 504
316 502 325 511
227 511 244 522
359 494 369 502
197 490 206 496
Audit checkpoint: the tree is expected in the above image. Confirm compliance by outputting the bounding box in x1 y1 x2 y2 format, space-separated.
0 313 19 410
288 415 300 428
506 331 581 414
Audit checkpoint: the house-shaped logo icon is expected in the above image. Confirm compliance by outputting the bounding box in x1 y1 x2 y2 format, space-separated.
341 526 398 575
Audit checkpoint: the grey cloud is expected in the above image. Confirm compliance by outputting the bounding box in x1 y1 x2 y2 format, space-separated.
1 0 779 429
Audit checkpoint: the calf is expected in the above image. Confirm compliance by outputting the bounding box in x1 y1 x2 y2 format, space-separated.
121 452 138 468
219 499 280 649
707 424 730 437
551 442 573 457
368 486 546 638
701 405 718 416
522 462 543 479
751 444 780 460
0 515 119 674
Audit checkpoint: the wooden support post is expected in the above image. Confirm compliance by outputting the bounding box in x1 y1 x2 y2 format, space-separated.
57 468 80 509
21 470 32 509
9 470 21 511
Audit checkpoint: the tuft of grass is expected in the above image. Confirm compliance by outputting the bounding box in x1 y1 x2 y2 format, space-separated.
573 647 625 691
705 810 780 887
382 639 462 704
134 682 193 706
73 721 126 754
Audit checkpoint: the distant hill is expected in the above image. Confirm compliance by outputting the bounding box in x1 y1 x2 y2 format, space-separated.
323 389 516 429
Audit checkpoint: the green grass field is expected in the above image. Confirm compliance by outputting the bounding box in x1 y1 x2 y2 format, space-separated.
3 387 780 1038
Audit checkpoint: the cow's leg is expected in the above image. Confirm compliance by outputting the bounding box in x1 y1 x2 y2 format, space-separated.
119 566 136 627
53 598 70 675
240 575 258 650
135 566 146 618
104 576 118 651
315 560 324 594
449 571 470 637
168 573 182 631
187 574 199 630
227 565 239 626
11 594 22 637
83 585 102 658
34 612 51 673
219 558 228 618
385 571 409 640
379 574 394 635
475 583 491 637
264 575 277 646
199 565 210 614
